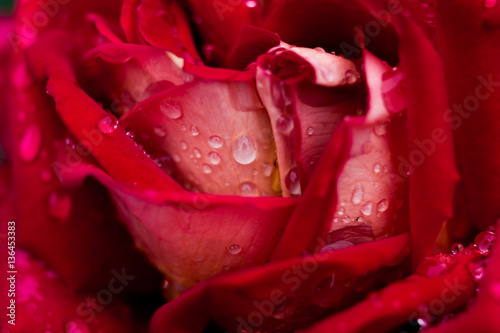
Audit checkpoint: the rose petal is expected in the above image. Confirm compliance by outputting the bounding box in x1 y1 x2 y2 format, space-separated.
435 0 500 231
120 0 145 44
0 249 140 332
151 233 410 333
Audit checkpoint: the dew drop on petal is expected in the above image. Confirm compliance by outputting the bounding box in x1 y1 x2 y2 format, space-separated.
47 191 72 222
263 163 273 177
154 124 166 137
351 182 364 205
126 131 135 139
181 124 187 131
416 318 429 330
193 148 202 159
474 231 496 254
207 151 221 165
451 242 464 255
202 164 212 174
190 125 199 136
19 125 42 162
285 167 301 196
97 114 118 134
373 163 381 174
377 199 389 212
180 141 187 150
338 207 345 216
232 134 257 165
361 201 373 216
382 165 389 173
373 123 387 136
208 135 223 149
239 181 258 197
160 100 183 119
172 154 181 162
306 126 314 136
228 244 241 255
276 114 294 134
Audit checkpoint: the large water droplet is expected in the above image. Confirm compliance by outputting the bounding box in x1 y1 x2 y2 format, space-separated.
351 183 364 205
97 114 118 134
485 0 497 8
313 275 343 308
474 231 496 254
208 135 223 149
232 134 257 165
276 114 294 134
377 199 389 212
207 151 221 165
47 191 72 222
285 167 301 196
451 243 464 255
160 100 183 119
228 244 241 255
361 201 373 216
239 181 258 197
19 125 42 162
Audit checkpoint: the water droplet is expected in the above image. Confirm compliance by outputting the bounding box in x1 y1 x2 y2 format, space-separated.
181 124 187 131
172 154 181 162
263 163 273 177
228 244 241 255
64 319 90 333
416 317 429 329
373 123 387 136
97 114 118 134
202 164 212 174
361 201 373 216
272 296 297 319
373 163 381 174
190 125 199 136
333 217 339 223
377 199 389 212
208 135 223 149
351 182 364 204
41 169 52 182
344 69 358 84
472 264 486 282
485 0 497 8
47 191 72 222
126 131 135 139
338 207 345 216
276 114 294 134
154 124 166 137
451 243 464 255
19 125 42 162
193 148 201 159
239 181 259 197
474 231 496 254
160 100 183 119
251 168 258 176
207 151 221 165
342 216 351 224
314 47 325 53
313 276 343 308
382 165 389 173
306 126 314 136
245 0 257 8
180 141 187 150
232 134 257 165
285 167 301 196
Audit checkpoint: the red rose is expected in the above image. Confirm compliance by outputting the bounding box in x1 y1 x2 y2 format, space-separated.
1 0 499 332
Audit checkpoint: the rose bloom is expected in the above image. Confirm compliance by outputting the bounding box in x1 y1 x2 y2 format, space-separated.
1 0 500 332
